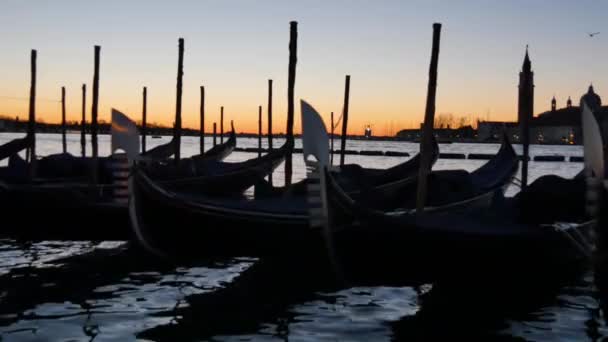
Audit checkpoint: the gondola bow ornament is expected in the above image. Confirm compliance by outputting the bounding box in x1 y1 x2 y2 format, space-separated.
582 102 604 179
301 100 329 168
301 100 330 229
582 101 605 222
111 108 140 165
301 99 345 282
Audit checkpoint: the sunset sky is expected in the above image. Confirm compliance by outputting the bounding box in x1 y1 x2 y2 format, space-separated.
1 0 607 135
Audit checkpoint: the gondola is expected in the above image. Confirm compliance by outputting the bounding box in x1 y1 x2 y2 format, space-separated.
29 122 237 181
142 122 236 163
127 101 518 259
253 137 439 204
0 109 287 239
0 135 31 162
315 102 595 282
0 136 32 182
0 121 236 185
0 111 254 195
141 132 291 195
194 122 236 161
0 112 136 239
0 179 130 240
0 132 237 186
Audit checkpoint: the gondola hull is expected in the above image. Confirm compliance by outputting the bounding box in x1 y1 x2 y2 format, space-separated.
328 218 593 285
197 130 236 161
146 140 291 195
141 129 236 162
129 167 590 286
129 170 312 258
132 124 592 283
129 136 519 259
0 151 267 240
323 165 593 284
254 138 440 206
0 181 130 241
0 136 278 239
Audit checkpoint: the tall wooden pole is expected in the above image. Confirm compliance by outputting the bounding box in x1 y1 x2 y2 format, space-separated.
330 111 334 165
200 86 205 154
220 106 224 144
339 75 351 166
258 105 263 158
285 21 297 186
415 23 442 213
213 122 217 146
267 79 274 185
174 38 184 164
142 86 147 153
81 84 86 157
61 86 67 154
91 45 100 185
27 49 37 178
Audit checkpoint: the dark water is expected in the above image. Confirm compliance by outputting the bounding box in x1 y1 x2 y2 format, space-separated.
0 133 606 341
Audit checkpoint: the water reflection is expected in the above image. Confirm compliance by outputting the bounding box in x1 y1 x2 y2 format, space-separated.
0 240 606 341
0 241 251 340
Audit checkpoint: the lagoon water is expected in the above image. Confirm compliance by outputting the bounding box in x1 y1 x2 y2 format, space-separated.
0 133 605 341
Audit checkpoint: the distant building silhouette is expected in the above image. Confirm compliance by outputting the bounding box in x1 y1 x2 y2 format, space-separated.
581 84 602 110
518 49 534 124
476 51 608 144
478 84 608 144
397 51 606 145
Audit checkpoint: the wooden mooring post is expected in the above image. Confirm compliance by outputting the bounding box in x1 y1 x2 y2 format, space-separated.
61 86 67 153
27 49 37 178
142 86 147 153
415 23 442 213
174 38 184 164
330 111 334 165
267 79 273 185
285 21 298 186
340 75 351 166
213 122 217 146
80 84 86 157
258 105 263 158
91 45 100 185
200 86 205 154
220 106 224 144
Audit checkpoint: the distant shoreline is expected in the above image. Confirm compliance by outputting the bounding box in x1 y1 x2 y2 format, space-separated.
0 130 583 147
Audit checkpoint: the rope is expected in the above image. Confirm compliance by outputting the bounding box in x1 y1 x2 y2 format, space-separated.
332 112 343 130
543 222 593 258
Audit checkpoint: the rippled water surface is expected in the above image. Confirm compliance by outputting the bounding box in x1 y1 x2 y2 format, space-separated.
0 133 605 341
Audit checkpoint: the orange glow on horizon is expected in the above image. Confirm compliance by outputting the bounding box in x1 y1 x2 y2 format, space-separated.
1 87 527 136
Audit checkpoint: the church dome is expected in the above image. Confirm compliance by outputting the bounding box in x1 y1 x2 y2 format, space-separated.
580 85 602 110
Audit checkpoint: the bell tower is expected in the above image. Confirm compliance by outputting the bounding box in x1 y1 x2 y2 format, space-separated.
518 47 534 189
